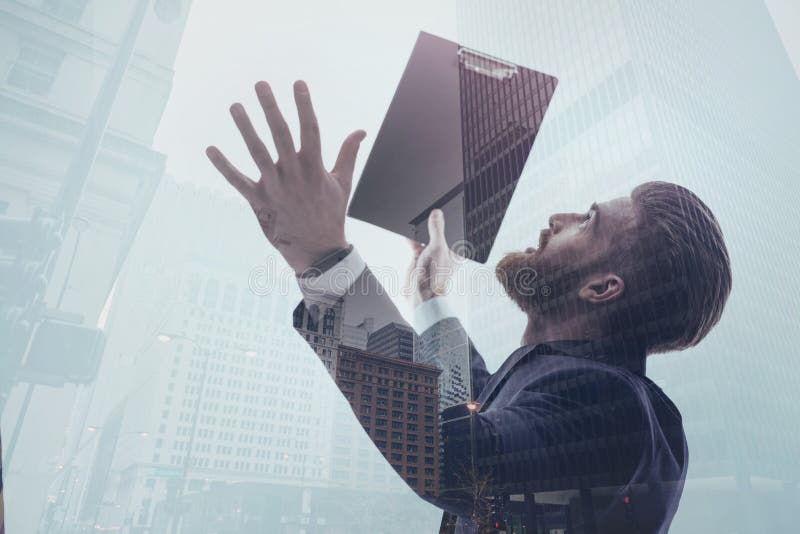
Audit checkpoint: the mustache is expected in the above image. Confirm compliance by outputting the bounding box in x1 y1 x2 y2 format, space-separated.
538 229 552 251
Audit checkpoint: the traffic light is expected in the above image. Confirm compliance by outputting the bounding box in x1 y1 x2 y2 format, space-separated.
0 209 63 374
19 317 105 386
0 209 62 309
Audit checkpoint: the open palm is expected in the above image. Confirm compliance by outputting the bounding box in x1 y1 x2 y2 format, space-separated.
206 80 366 274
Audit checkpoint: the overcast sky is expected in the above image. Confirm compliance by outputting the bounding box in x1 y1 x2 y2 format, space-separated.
152 0 457 319
152 0 799 319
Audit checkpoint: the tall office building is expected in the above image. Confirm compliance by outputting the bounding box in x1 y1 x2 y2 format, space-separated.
293 299 344 377
459 50 557 263
50 178 337 532
407 44 557 265
60 177 432 533
0 1 191 530
453 1 800 531
366 321 418 362
416 317 470 409
341 318 373 351
335 345 441 497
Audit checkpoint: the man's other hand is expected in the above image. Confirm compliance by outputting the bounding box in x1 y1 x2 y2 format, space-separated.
206 80 366 274
405 209 464 306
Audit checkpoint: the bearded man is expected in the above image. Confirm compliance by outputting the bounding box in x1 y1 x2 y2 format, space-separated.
207 81 731 533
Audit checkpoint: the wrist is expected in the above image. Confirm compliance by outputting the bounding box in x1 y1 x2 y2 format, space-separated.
294 242 351 276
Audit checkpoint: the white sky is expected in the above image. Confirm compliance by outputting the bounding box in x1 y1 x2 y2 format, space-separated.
153 0 456 191
152 0 799 320
765 0 800 79
152 0 458 319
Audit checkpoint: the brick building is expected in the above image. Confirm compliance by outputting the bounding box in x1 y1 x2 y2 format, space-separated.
335 345 442 496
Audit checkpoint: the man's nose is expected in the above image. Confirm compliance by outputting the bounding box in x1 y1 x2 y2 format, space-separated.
548 214 564 234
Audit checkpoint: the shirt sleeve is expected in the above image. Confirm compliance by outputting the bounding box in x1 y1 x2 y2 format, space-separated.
412 296 458 335
295 246 366 309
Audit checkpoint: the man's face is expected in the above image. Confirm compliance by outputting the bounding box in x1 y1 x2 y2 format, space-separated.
496 196 637 314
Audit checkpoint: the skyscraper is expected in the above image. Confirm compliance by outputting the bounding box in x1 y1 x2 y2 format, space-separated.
416 317 471 409
454 1 800 531
0 1 191 530
341 318 374 350
293 299 344 377
366 321 418 361
51 178 336 532
459 49 557 263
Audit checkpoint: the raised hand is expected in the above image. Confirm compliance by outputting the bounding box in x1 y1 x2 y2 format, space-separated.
206 80 366 274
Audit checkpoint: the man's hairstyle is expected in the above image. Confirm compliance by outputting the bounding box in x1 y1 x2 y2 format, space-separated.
612 181 732 355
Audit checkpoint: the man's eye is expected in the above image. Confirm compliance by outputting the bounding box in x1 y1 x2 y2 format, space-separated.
578 211 593 229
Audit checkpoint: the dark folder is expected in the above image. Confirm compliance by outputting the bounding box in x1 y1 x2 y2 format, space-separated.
348 31 558 263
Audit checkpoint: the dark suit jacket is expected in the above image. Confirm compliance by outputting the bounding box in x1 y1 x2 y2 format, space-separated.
427 321 687 534
294 266 687 534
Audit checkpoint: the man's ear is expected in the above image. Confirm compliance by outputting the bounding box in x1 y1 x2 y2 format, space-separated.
578 273 625 304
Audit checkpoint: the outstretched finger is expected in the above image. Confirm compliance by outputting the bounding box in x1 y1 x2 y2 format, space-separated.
206 146 256 199
255 81 297 162
427 209 447 247
230 103 275 173
293 80 322 163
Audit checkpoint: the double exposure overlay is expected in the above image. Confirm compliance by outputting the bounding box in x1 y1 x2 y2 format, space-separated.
1 1 799 533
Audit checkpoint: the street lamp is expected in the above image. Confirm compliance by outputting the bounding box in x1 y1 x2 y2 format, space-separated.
466 400 480 500
156 333 172 343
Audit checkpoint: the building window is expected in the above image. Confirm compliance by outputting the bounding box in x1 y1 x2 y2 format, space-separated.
202 279 219 308
306 310 319 332
7 42 64 95
221 283 237 312
184 274 202 305
41 0 89 23
323 308 336 335
293 305 305 329
239 287 254 316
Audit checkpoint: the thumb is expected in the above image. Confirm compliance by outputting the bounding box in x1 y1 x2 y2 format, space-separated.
331 129 367 189
427 209 446 248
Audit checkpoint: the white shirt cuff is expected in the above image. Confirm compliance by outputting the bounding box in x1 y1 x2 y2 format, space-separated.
412 296 457 334
296 247 367 307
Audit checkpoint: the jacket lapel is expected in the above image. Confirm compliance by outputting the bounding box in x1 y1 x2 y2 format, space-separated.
475 345 537 408
475 341 601 411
